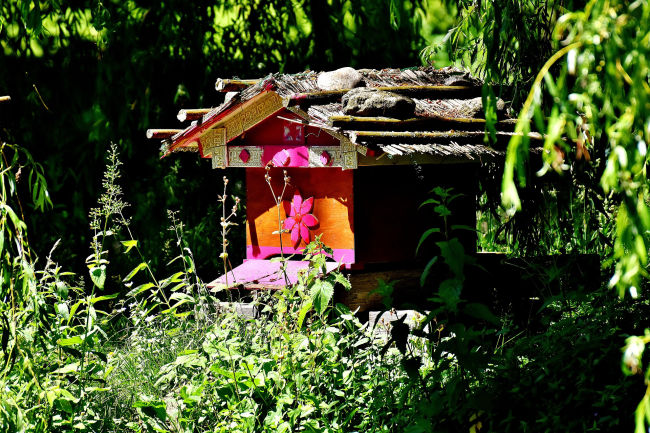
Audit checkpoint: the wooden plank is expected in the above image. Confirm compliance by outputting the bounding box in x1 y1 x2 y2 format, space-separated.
337 268 422 312
207 259 340 290
166 91 283 155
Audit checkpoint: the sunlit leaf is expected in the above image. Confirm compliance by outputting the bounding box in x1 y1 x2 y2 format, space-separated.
123 262 147 282
89 265 106 289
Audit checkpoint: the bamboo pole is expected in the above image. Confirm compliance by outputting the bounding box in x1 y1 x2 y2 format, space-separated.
349 130 543 148
177 108 212 122
289 85 482 104
215 78 259 92
329 115 517 132
146 129 182 139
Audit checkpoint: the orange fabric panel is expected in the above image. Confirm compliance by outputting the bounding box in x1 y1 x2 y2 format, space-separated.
246 167 354 252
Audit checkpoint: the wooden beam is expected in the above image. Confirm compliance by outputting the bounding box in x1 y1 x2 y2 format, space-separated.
146 129 182 139
177 108 212 122
330 115 517 132
289 85 482 105
215 78 259 92
349 130 543 148
0 96 10 103
337 268 423 312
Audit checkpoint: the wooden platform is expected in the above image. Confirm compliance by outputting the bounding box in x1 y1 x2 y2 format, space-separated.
208 259 340 290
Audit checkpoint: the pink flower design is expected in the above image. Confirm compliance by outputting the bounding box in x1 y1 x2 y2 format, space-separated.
283 190 318 247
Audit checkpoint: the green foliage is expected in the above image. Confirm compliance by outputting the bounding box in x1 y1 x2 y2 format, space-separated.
496 0 650 297
0 140 115 432
423 0 576 105
443 0 648 296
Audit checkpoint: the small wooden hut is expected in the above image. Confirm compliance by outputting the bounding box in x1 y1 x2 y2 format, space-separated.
148 67 539 310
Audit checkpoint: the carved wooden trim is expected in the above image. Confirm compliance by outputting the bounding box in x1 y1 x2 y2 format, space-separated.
308 146 344 167
201 128 227 168
221 92 284 142
340 138 358 170
228 146 264 167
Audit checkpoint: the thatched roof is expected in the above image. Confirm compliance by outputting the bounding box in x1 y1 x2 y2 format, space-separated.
148 67 537 163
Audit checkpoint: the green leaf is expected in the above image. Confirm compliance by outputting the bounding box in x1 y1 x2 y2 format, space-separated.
56 303 70 320
437 238 466 278
90 265 106 289
463 302 500 325
68 300 83 323
53 362 79 374
416 228 441 255
437 278 462 312
311 279 334 315
57 336 83 346
389 0 400 30
371 278 395 309
169 292 194 302
123 262 147 282
450 224 476 232
121 240 138 253
331 271 351 290
418 198 440 209
433 204 451 217
127 282 155 297
297 300 313 328
91 292 119 303
420 256 438 287
133 396 168 422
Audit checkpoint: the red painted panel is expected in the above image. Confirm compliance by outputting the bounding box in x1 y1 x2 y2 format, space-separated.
282 122 304 144
244 109 339 147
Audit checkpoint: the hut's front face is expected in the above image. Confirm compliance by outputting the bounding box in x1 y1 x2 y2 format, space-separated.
245 166 355 264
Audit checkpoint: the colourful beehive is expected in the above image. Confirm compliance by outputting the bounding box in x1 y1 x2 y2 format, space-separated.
148 67 539 309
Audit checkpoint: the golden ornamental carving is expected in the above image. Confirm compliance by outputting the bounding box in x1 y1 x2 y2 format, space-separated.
340 139 358 170
228 146 264 167
201 128 225 157
200 128 227 169
308 146 344 167
220 92 283 143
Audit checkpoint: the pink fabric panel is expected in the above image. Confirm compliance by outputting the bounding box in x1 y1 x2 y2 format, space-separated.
261 146 310 167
